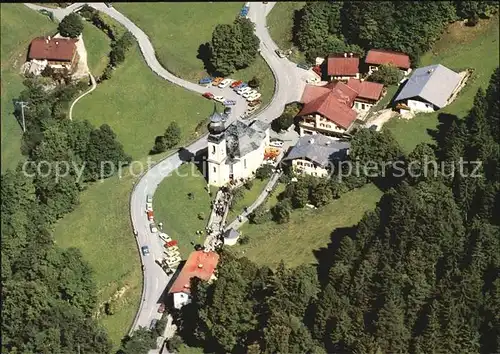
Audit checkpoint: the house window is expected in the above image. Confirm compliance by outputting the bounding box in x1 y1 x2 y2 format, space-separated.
212 145 216 154
244 159 247 169
213 166 216 173
361 103 366 110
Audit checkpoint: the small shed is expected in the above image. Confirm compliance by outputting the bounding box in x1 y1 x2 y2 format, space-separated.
223 228 240 246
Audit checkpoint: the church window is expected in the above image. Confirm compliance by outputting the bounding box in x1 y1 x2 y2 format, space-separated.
213 167 216 173
212 145 216 154
244 159 247 169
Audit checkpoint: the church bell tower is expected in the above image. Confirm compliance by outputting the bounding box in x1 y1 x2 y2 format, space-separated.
207 104 229 186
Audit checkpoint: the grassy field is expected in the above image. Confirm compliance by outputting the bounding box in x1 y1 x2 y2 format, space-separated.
267 2 306 63
0 4 57 172
73 43 215 159
232 183 383 268
226 177 268 222
153 163 212 259
81 21 110 77
384 16 499 153
113 2 275 105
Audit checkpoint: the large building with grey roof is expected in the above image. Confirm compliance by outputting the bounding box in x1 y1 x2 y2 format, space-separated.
207 109 270 186
282 133 350 178
394 64 463 114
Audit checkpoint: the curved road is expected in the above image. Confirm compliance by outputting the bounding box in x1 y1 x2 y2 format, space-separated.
25 0 312 339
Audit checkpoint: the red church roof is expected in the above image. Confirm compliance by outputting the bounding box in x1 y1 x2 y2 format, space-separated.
327 55 359 76
168 251 219 294
28 37 77 62
346 79 384 101
365 49 410 69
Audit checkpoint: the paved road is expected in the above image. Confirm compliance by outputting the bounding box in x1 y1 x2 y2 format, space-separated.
24 1 308 345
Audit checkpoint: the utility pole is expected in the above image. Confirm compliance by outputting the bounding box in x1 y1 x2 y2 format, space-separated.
16 101 28 132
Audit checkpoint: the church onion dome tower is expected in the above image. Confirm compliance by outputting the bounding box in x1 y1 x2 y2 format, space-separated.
207 104 226 141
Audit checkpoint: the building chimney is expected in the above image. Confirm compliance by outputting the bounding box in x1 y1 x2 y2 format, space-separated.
55 41 59 45
349 52 353 57
344 53 347 58
198 263 203 268
48 36 51 41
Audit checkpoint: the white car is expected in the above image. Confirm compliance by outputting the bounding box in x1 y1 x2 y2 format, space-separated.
306 77 320 84
237 87 252 95
247 92 261 102
213 95 225 103
269 140 284 148
218 78 233 89
246 105 258 113
242 89 257 98
150 223 158 233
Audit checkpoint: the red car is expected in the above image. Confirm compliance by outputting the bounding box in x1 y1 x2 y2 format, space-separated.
230 80 243 88
202 92 214 99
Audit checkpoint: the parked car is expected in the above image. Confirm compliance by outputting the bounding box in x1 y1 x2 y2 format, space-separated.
237 86 252 95
223 100 236 106
146 195 153 204
242 89 257 98
246 105 258 113
147 210 154 221
369 124 378 131
212 77 224 86
149 319 158 330
202 92 214 99
297 62 310 70
312 66 322 76
230 80 243 88
141 246 150 256
234 82 248 91
269 140 284 148
158 303 166 313
224 107 232 115
306 77 320 84
104 2 113 8
199 77 212 85
275 49 286 58
146 203 153 212
213 95 225 103
150 223 158 233
218 78 233 89
247 92 262 102
248 99 262 107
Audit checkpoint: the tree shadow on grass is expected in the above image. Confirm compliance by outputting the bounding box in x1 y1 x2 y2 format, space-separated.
197 42 216 77
427 112 460 159
313 226 358 288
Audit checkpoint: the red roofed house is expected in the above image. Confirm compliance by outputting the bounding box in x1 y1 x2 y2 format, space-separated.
346 78 384 112
327 53 360 82
297 79 384 137
28 36 79 73
168 250 220 309
365 49 411 76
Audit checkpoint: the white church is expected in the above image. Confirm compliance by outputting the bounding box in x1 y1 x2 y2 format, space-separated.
206 109 270 187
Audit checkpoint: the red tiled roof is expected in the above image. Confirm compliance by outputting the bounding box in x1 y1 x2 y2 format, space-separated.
365 49 410 69
28 37 77 62
346 79 384 101
327 56 359 76
299 83 358 129
168 251 219 294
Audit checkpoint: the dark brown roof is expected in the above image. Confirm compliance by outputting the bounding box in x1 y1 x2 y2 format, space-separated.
28 37 77 62
365 49 410 69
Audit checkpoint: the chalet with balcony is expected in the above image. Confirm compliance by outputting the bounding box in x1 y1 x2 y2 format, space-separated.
28 36 79 73
283 134 350 178
365 49 411 76
327 53 360 81
297 78 384 137
394 64 463 117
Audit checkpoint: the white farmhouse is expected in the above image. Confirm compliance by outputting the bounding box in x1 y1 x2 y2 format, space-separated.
207 110 270 187
394 64 462 116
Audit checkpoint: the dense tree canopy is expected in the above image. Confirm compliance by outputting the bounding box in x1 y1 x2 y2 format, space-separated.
209 17 260 76
294 1 498 64
58 12 84 38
